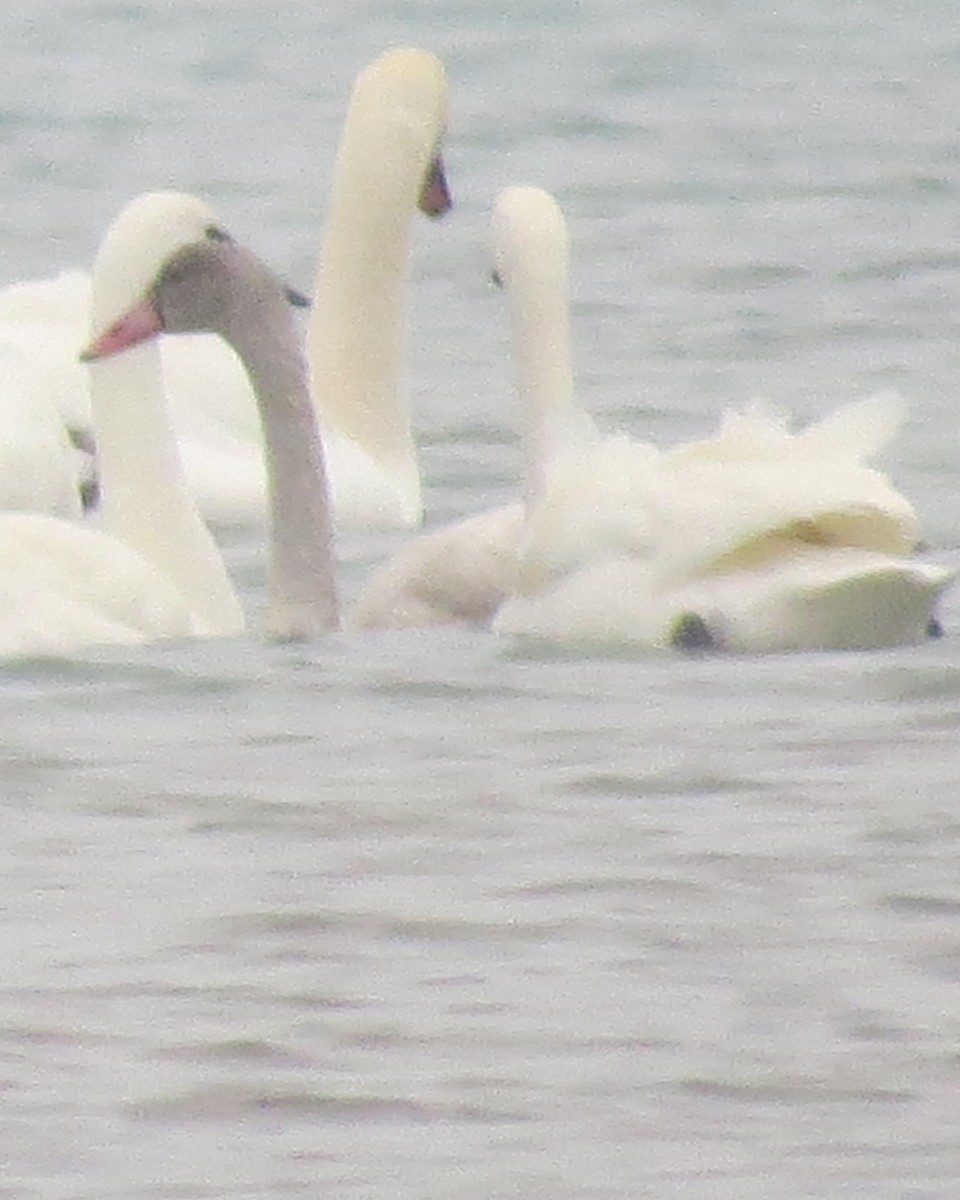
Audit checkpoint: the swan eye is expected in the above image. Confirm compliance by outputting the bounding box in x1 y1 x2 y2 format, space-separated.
205 225 231 242
162 259 192 287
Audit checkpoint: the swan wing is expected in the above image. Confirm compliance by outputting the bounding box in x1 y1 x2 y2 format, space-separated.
349 503 523 629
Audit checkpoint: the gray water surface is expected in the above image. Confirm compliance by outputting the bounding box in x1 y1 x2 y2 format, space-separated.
2 3 960 1197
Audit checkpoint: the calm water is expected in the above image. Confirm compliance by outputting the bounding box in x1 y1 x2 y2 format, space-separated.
2 2 960 1197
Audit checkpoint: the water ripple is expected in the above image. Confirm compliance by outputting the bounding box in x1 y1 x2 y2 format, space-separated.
131 1086 527 1125
676 1077 912 1105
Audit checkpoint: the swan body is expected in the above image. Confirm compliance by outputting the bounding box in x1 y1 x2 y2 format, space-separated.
473 189 956 653
348 502 523 629
0 46 449 528
0 270 92 446
496 390 956 653
0 338 87 517
497 541 951 653
0 513 197 658
496 397 956 652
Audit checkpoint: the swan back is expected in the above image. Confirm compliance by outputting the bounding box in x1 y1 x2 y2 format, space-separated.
306 48 449 529
650 394 920 582
0 270 96 515
0 345 86 516
516 397 921 600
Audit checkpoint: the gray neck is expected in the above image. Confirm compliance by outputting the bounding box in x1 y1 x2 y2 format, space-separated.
221 291 340 639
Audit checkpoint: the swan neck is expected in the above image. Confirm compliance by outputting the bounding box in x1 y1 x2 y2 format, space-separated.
305 83 438 524
225 308 340 638
87 347 244 635
505 255 578 506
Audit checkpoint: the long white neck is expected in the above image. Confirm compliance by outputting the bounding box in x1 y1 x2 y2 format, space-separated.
305 51 445 526
87 199 245 636
496 190 590 507
87 345 245 636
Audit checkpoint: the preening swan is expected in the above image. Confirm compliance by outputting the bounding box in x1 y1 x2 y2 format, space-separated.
497 393 958 651
83 197 339 642
483 198 955 652
0 46 449 528
352 183 956 649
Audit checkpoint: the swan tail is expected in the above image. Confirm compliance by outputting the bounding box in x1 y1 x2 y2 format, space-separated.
798 391 907 462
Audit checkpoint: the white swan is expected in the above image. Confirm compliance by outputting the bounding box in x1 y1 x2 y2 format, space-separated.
83 192 246 639
346 184 586 629
481 192 956 652
83 200 338 641
0 46 448 528
496 397 959 652
351 184 955 648
306 46 450 530
0 195 242 659
348 185 607 630
0 190 337 660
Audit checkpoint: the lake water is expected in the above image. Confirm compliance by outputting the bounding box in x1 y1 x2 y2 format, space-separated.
2 2 960 1197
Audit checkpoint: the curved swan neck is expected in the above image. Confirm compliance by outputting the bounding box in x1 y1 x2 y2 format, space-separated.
87 194 244 636
305 50 447 523
219 283 340 639
495 190 582 507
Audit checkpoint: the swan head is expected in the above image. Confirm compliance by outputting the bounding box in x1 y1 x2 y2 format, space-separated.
88 191 230 330
490 186 568 290
82 196 308 360
343 47 451 219
81 232 294 360
419 152 451 217
668 612 725 654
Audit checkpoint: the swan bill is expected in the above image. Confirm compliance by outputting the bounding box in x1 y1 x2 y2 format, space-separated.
669 612 723 653
418 153 451 217
82 275 309 361
80 300 164 361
